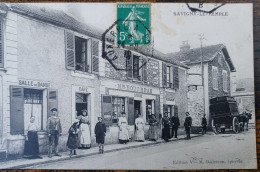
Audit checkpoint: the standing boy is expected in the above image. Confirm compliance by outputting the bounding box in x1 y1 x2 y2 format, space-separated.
95 117 106 154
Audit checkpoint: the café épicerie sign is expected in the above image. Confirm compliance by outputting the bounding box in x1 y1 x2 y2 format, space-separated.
18 79 50 88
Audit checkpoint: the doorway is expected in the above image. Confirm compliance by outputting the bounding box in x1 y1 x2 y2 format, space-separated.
134 100 142 120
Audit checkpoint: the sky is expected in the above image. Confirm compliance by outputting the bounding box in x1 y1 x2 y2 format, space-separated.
31 3 254 81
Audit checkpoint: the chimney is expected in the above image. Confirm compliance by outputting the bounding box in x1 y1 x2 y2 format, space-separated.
180 40 190 52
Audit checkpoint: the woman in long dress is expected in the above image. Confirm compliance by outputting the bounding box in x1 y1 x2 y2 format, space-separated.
24 116 42 159
77 109 91 149
162 112 171 142
118 112 129 144
148 114 159 141
135 113 145 142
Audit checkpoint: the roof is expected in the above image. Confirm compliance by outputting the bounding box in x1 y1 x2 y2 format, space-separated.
235 78 254 93
166 44 236 72
0 3 188 69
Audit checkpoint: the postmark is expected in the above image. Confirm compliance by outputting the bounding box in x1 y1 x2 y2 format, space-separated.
186 3 225 14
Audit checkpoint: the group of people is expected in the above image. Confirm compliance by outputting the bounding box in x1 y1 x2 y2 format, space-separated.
24 108 207 159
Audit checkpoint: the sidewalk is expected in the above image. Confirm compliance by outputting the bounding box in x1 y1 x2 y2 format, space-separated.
1 133 202 169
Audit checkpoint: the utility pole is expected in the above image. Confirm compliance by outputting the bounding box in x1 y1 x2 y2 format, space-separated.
199 34 206 116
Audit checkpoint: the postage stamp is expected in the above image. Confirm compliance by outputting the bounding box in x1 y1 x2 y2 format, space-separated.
117 3 151 46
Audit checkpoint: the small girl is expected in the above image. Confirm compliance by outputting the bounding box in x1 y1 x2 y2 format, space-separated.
95 117 106 154
67 119 80 157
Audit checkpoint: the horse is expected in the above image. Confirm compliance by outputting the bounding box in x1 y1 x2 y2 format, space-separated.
238 112 252 131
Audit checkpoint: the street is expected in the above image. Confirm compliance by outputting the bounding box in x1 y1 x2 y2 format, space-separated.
27 129 257 170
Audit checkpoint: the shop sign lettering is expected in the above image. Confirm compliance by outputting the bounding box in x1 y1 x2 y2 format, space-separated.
117 83 152 94
18 79 50 88
78 86 88 93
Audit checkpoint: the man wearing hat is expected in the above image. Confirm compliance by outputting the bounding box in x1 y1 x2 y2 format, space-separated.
47 108 62 158
184 112 192 140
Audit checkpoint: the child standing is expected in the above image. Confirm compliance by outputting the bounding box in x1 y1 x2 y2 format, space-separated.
95 117 106 154
67 119 80 157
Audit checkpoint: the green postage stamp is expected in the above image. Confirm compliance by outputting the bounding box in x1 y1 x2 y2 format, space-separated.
117 3 151 46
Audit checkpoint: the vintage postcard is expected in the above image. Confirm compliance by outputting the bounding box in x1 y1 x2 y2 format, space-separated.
0 2 256 170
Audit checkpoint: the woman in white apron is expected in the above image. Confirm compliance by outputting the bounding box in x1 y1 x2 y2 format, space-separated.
118 112 129 144
77 109 91 149
135 113 145 142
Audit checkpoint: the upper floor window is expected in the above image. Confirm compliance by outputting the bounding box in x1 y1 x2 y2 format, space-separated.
212 66 218 90
65 31 99 73
162 63 179 89
222 70 228 92
0 20 3 68
125 50 147 82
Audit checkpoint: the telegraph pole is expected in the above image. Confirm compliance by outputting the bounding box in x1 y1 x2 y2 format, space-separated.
199 34 206 116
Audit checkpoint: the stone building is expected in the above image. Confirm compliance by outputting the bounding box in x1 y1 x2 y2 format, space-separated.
232 78 255 124
0 4 188 159
167 41 236 126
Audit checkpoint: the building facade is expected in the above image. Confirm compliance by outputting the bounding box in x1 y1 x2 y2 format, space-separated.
0 4 188 159
232 78 255 124
167 41 236 126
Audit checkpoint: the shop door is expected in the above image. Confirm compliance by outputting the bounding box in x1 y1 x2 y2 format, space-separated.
76 93 88 116
24 88 43 130
134 100 141 120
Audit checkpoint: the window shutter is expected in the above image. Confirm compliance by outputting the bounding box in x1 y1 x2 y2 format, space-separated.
92 40 99 73
65 31 75 70
155 95 160 122
127 97 134 125
101 95 113 125
162 63 167 87
125 50 132 78
142 57 147 82
173 67 179 89
48 90 58 119
138 56 143 81
10 86 24 135
174 105 178 116
0 20 3 67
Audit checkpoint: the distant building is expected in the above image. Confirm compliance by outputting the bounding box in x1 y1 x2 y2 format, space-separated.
232 78 255 124
167 41 236 125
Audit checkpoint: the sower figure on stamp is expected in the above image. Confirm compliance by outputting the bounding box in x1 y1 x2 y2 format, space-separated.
95 117 106 154
184 112 192 140
171 113 180 138
201 114 207 135
47 108 62 158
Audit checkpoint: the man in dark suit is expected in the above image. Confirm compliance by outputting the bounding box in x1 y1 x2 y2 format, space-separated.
184 112 192 140
171 114 180 138
47 108 62 158
201 114 207 135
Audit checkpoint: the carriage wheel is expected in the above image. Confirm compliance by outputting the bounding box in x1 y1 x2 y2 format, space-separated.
232 117 240 133
211 119 220 134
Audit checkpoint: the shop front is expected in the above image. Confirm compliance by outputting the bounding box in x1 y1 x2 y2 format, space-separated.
100 80 161 143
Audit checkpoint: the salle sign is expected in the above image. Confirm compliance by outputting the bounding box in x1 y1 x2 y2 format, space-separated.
18 79 50 88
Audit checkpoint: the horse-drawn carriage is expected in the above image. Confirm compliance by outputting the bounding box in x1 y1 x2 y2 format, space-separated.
210 96 252 134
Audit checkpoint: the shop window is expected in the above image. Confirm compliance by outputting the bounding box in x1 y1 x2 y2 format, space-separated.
65 31 99 73
146 100 155 121
75 93 88 116
112 97 125 124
